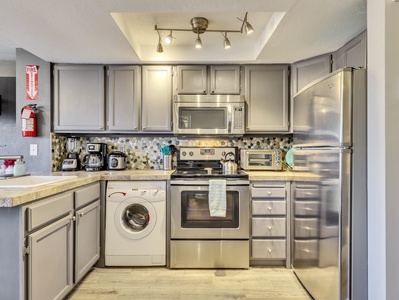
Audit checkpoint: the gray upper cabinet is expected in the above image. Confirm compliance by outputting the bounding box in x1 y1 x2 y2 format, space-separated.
244 65 290 133
107 66 140 132
176 65 207 94
53 65 105 132
291 54 332 96
332 30 367 71
210 65 241 95
290 54 331 133
141 66 173 132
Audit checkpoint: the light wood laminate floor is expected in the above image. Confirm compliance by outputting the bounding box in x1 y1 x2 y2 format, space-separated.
66 267 312 300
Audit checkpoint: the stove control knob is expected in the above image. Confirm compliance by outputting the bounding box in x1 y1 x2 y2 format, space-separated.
189 151 194 156
182 151 187 156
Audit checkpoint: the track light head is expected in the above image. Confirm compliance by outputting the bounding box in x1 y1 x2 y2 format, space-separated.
195 35 202 48
223 32 231 49
156 41 164 53
165 30 173 45
156 30 163 53
245 22 254 35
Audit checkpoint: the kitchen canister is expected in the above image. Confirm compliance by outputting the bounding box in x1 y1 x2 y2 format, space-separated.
163 154 172 170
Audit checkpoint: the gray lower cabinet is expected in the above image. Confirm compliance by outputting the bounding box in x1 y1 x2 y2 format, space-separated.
244 65 290 133
74 183 101 283
53 65 105 132
250 181 290 267
0 182 100 300
27 213 74 300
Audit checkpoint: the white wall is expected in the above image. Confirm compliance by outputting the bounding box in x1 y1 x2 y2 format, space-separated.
368 0 399 299
0 61 16 77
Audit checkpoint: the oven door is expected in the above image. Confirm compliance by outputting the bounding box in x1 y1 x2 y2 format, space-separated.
170 180 249 239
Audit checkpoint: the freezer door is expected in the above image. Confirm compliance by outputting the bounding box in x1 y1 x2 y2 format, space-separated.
291 148 351 300
293 68 366 148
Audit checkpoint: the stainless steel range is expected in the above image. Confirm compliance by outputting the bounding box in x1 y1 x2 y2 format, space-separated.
170 146 250 269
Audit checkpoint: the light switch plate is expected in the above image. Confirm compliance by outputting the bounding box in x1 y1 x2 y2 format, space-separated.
30 144 38 156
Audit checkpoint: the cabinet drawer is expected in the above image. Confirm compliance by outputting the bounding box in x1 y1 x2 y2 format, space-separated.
294 218 319 238
252 200 286 215
294 187 319 199
252 218 286 237
294 240 318 260
252 239 286 259
75 182 100 209
26 192 73 232
294 201 319 216
251 187 285 199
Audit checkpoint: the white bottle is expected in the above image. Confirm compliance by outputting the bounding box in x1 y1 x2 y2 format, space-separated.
13 159 26 176
0 165 5 175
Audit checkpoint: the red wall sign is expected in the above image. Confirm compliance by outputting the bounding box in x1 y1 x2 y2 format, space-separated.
26 65 38 100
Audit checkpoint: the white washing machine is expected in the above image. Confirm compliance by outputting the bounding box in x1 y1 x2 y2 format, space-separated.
105 181 166 266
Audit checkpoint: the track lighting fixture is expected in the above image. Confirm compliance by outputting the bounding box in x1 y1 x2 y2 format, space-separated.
154 12 254 52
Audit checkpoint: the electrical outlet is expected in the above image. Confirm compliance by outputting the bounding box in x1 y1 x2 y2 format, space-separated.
30 144 38 156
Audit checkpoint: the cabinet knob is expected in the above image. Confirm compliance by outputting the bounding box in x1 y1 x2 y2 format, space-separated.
268 226 272 231
211 89 214 94
79 212 85 217
70 216 76 221
268 248 272 253
203 90 206 94
268 207 272 211
267 191 272 196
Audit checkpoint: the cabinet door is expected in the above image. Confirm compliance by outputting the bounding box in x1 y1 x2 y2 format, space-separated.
27 215 73 300
291 54 331 96
245 65 289 132
332 30 367 71
210 65 240 94
53 65 105 132
107 66 140 131
176 65 207 94
141 66 172 132
75 200 100 283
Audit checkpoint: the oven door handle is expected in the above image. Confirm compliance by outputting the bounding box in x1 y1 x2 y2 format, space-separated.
171 180 249 186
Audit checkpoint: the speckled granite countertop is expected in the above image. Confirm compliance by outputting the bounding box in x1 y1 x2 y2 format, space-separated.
0 169 319 208
0 170 174 208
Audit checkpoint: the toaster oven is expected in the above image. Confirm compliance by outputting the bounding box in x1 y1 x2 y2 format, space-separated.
240 149 283 171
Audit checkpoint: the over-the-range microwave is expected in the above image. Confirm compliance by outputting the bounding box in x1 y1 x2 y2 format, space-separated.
173 95 245 136
240 149 283 171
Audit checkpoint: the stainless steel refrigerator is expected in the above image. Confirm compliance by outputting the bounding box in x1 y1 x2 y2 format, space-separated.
291 68 367 300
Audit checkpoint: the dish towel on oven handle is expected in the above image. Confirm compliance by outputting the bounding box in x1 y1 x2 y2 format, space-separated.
209 179 227 217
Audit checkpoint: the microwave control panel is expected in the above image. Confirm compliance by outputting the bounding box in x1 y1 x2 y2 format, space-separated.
233 106 244 129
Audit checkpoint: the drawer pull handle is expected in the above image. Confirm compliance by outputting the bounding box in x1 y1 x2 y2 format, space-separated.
268 207 272 211
268 248 272 253
267 191 272 196
268 226 272 231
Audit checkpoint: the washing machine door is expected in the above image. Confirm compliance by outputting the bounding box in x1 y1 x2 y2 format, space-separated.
114 198 157 240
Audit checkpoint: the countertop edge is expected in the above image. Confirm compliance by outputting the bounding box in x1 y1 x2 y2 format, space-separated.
0 170 318 207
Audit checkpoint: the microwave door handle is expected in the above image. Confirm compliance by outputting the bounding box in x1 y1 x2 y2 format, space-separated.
228 112 232 133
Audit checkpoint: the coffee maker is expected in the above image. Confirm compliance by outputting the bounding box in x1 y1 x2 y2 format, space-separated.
82 143 107 172
61 137 81 171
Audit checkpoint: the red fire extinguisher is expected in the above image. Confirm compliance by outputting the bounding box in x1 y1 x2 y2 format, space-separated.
21 104 38 137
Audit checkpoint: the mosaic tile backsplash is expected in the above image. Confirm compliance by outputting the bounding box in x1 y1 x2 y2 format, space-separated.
52 135 292 171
